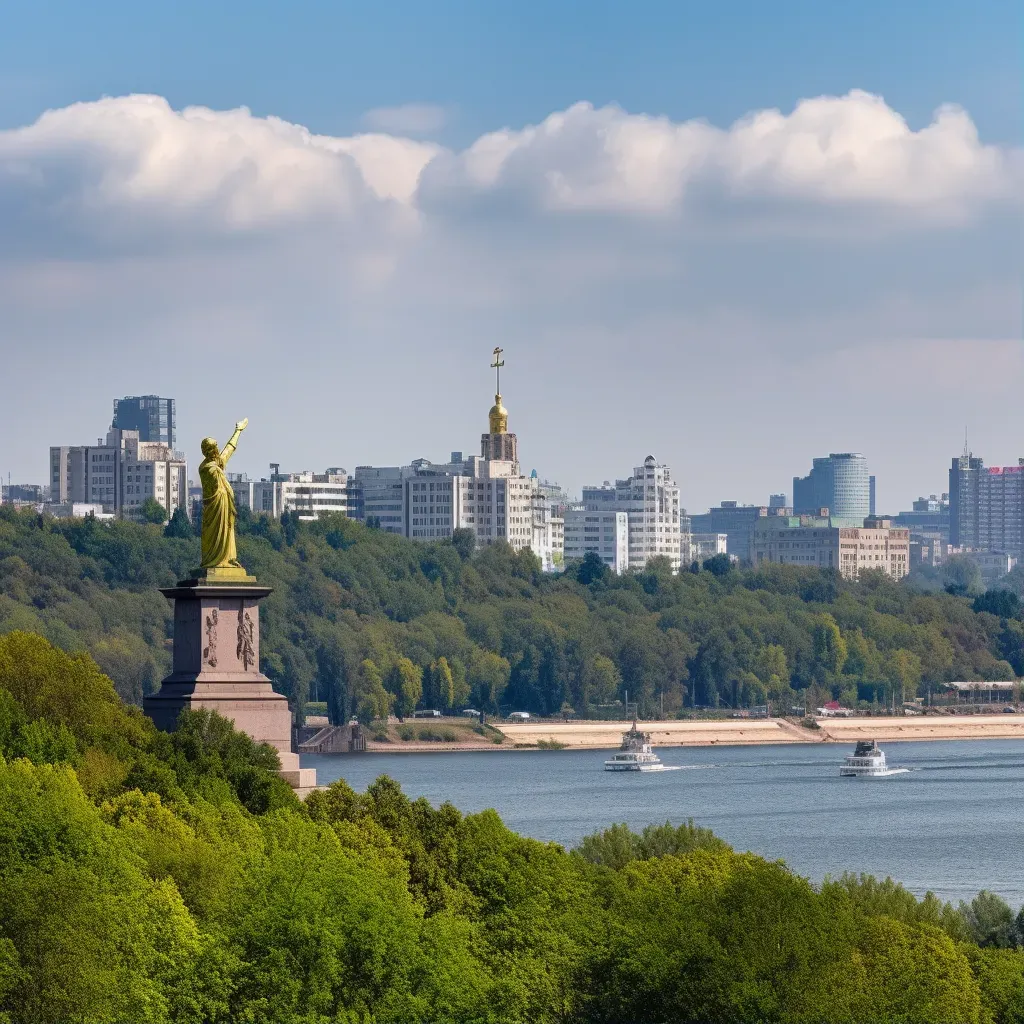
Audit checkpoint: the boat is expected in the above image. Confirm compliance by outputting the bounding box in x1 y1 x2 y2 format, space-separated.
839 739 909 778
604 721 667 771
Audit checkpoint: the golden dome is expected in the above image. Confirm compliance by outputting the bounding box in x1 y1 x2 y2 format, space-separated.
488 394 508 434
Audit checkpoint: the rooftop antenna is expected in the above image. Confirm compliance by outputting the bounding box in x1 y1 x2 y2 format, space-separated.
963 426 969 459
490 346 504 395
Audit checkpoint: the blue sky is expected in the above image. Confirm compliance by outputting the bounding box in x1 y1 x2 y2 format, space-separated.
2 0 1018 143
0 1 1020 511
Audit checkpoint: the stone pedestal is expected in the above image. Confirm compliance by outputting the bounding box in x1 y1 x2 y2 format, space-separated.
144 583 317 796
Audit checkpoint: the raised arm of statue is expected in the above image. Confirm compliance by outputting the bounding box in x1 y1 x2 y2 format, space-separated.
221 418 248 466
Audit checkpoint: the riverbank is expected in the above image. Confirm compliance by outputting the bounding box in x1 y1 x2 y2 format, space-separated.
356 713 1024 752
494 714 1024 749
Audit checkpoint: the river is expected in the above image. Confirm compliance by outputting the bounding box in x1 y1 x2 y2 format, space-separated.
302 737 1024 906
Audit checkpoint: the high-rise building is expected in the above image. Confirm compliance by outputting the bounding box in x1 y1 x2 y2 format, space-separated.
580 457 682 572
949 453 1024 560
793 453 870 520
949 454 983 549
113 396 176 447
769 493 787 509
869 475 877 517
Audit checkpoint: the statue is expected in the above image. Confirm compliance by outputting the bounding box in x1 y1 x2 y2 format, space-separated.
196 418 254 582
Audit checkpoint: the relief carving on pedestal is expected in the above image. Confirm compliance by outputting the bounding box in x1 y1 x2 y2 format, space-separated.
203 608 219 668
237 606 256 672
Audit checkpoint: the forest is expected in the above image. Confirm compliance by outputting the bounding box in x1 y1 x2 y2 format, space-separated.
2 628 1024 1023
1 504 1023 724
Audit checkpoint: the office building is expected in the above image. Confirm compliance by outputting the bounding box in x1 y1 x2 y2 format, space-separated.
869 476 876 517
351 465 405 534
231 467 353 520
563 509 629 573
793 453 871 520
50 415 187 519
2 483 43 504
581 457 682 572
112 396 176 447
769 493 787 509
689 502 793 563
950 454 1024 560
752 516 910 581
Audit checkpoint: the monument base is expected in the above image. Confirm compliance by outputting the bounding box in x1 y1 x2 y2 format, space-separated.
183 565 259 585
144 581 316 797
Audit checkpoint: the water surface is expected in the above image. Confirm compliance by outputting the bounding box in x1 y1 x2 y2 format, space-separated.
303 738 1024 905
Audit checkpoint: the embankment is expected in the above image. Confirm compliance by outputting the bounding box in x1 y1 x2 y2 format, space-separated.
494 715 1024 749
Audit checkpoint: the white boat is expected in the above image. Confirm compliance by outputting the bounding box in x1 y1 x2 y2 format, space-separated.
839 739 909 778
604 722 667 771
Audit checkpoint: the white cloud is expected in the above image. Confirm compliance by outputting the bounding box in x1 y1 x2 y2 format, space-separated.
0 90 1017 254
361 102 449 136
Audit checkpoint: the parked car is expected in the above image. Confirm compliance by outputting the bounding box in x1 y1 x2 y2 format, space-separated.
414 709 442 718
507 711 531 721
1004 706 1017 713
460 708 480 718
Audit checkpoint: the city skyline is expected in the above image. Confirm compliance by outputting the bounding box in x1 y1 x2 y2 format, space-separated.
17 368 1024 517
0 2 1019 513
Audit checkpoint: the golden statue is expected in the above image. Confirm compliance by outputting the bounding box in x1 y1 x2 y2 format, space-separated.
196 418 256 583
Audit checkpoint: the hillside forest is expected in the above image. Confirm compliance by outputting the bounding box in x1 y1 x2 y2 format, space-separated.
1 505 1023 725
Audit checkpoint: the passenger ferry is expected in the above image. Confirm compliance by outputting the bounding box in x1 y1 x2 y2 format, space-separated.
604 721 666 771
840 739 909 778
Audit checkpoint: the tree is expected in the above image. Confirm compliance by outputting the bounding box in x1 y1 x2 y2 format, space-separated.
975 589 1021 619
812 613 847 681
884 648 923 706
574 551 609 586
961 890 1020 948
435 656 455 709
390 656 423 718
587 655 621 707
702 552 732 577
139 497 168 524
163 506 193 538
944 555 984 597
451 528 476 561
354 659 392 724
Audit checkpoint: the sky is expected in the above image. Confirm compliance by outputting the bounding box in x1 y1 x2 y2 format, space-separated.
0 0 1020 513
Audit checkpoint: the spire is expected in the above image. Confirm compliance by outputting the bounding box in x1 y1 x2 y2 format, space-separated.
488 346 508 434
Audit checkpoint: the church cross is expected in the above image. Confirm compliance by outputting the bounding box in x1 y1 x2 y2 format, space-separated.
490 346 505 394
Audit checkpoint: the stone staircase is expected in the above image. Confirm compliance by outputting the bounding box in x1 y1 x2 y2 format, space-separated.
296 722 365 754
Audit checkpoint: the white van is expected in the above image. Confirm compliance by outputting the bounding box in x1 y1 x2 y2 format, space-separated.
507 711 531 721
413 709 442 718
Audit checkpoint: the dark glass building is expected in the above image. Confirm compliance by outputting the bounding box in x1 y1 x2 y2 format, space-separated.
112 396 176 447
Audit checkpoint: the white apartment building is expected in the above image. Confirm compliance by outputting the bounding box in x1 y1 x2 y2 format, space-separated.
581 456 682 572
752 516 910 581
50 427 187 519
690 532 728 563
232 467 352 521
405 455 538 553
563 509 629 573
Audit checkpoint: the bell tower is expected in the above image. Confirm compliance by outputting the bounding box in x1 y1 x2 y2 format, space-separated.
481 346 518 468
